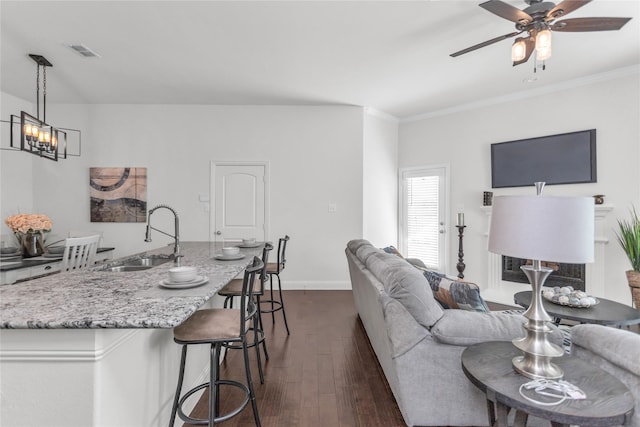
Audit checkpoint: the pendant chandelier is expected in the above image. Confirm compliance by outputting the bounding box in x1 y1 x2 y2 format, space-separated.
8 54 80 161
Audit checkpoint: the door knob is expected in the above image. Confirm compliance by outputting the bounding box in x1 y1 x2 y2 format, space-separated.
216 231 222 235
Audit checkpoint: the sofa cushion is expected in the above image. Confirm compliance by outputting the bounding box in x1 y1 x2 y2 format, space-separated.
571 324 640 377
366 252 444 329
431 309 527 346
356 244 381 264
382 296 429 358
421 270 489 312
347 239 371 255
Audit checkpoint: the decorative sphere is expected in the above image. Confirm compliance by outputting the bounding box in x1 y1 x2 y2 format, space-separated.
558 295 570 304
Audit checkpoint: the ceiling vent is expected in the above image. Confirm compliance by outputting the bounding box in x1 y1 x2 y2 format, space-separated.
66 44 101 58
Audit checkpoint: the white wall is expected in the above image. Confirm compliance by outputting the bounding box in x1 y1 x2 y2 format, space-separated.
399 71 640 304
2 102 365 288
0 93 36 243
363 109 398 247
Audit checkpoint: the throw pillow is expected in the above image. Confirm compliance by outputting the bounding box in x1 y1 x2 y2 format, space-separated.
422 271 490 313
382 245 403 258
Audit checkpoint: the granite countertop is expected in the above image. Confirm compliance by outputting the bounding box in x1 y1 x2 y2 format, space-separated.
0 242 263 329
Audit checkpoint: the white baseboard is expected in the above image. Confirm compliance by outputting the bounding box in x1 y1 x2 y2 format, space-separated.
265 280 351 291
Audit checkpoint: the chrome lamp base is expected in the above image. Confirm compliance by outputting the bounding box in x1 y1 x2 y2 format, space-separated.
512 263 564 380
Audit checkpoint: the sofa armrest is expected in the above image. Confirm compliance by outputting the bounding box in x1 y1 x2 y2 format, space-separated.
571 324 640 377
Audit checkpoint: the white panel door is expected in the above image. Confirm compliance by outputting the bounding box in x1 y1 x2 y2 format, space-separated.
211 163 267 243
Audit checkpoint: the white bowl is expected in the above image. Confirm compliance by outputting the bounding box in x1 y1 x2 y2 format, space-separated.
169 266 197 283
242 238 256 245
222 246 240 256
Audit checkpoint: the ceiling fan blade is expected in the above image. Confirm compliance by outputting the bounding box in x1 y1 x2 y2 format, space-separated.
512 37 535 66
547 0 592 20
480 0 533 24
450 31 522 57
551 17 632 32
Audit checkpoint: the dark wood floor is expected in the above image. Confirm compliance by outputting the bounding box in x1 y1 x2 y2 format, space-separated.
185 290 407 427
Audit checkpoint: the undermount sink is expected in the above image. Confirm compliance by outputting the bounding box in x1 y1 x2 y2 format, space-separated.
125 256 172 267
98 255 173 272
106 265 155 272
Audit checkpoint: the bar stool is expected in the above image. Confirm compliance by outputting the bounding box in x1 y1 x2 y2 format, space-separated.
261 235 290 335
168 256 263 427
218 242 272 383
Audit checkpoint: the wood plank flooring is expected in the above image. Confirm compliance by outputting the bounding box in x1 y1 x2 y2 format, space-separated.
184 290 406 427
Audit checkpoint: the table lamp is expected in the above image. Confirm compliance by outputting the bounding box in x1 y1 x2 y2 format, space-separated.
488 182 594 379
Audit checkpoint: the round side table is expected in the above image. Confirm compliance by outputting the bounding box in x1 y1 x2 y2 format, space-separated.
462 341 634 427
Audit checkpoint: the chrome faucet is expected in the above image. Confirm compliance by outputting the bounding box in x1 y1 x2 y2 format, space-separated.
145 204 182 264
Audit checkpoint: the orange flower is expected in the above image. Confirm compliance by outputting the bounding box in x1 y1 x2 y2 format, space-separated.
5 214 53 234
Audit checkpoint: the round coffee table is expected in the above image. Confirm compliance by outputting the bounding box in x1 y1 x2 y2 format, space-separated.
514 290 640 327
462 341 634 427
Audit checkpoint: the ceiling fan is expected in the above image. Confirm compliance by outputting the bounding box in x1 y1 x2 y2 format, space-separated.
450 0 632 66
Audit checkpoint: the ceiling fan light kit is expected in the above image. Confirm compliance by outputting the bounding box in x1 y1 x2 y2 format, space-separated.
451 0 631 69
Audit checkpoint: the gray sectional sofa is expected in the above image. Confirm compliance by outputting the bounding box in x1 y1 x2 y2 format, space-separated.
346 239 640 427
345 239 538 426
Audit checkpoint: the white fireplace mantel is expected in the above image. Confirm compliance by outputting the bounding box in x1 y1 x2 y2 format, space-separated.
481 204 613 306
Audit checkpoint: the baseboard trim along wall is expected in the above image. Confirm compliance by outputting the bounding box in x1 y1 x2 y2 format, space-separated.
265 280 351 291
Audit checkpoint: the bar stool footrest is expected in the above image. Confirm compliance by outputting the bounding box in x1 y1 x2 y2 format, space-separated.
176 380 250 425
223 328 266 350
260 299 283 314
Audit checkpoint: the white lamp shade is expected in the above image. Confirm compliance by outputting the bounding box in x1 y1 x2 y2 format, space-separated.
488 195 594 264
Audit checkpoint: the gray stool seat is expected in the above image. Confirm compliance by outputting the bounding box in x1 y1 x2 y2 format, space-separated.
218 277 260 296
174 309 242 342
168 256 264 427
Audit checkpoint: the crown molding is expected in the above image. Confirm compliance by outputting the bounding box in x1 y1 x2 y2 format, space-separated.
365 107 399 123
401 64 640 124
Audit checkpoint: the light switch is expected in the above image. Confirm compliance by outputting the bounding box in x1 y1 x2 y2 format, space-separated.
328 203 337 213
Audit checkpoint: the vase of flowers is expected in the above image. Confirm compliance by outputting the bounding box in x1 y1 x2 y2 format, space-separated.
5 214 53 258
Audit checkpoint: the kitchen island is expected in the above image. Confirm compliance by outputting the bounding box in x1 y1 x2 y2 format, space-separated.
0 241 264 427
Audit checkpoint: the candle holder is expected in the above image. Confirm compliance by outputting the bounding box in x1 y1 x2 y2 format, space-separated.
456 225 466 279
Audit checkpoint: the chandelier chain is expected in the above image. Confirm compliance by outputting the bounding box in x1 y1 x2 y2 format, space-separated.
43 65 47 122
36 64 41 120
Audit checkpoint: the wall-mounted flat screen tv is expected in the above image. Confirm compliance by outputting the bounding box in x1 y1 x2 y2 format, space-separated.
491 129 596 188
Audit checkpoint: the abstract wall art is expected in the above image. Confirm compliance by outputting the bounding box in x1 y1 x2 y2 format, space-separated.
90 167 147 222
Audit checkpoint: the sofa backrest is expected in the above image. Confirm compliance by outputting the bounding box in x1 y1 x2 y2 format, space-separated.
349 241 444 329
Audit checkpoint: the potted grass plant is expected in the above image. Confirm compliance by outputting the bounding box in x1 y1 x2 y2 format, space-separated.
616 207 640 308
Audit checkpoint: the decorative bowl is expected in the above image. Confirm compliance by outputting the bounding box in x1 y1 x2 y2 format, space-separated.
222 246 240 256
169 266 197 283
242 238 256 245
